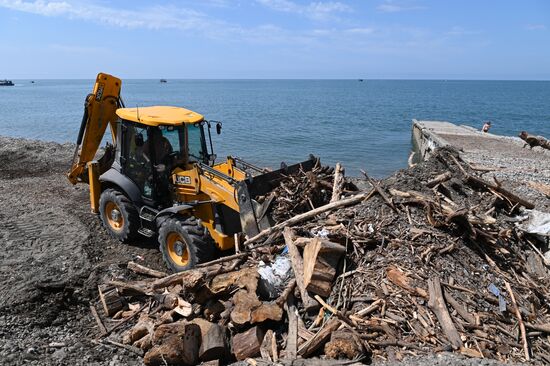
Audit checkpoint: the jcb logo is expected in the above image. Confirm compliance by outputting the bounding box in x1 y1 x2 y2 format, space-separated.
175 176 191 185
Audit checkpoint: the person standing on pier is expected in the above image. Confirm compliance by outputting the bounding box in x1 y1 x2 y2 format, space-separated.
482 121 492 133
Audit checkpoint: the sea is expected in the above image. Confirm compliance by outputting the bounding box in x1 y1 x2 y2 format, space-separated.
1 79 549 177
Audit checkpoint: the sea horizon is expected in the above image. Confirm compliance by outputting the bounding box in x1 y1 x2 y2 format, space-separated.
1 79 548 178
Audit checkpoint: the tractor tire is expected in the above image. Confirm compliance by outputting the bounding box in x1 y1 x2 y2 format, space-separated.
99 188 139 242
158 216 215 272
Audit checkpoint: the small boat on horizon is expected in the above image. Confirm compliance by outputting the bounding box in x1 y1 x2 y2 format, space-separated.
160 79 167 83
358 79 364 82
0 79 14 86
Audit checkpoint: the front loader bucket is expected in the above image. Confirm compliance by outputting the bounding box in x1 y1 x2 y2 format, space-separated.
235 155 319 238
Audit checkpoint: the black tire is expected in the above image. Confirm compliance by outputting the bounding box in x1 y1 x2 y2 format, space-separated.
158 216 215 272
99 188 139 242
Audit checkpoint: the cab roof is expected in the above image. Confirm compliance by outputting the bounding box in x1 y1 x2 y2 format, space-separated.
116 106 204 126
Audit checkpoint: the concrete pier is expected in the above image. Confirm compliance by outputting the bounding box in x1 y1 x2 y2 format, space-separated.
412 120 550 210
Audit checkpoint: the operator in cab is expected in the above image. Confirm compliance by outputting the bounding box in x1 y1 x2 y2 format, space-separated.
143 128 173 172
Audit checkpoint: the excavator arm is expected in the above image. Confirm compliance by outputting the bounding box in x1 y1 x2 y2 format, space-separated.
67 73 122 184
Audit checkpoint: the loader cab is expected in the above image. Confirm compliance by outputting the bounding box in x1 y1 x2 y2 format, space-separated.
186 121 211 165
115 106 210 206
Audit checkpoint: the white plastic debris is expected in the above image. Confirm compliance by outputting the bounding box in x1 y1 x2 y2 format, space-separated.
517 209 550 237
368 223 375 233
312 227 330 238
257 255 293 299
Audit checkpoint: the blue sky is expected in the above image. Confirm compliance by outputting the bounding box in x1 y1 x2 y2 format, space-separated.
0 0 549 79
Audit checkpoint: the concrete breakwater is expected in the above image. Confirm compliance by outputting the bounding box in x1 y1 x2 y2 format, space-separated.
412 120 550 211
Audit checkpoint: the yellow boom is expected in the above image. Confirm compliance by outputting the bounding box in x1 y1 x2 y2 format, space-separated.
68 73 121 184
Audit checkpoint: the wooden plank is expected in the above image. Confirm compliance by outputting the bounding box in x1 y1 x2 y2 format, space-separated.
283 227 319 312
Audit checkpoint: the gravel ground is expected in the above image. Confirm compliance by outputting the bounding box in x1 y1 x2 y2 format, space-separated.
0 136 531 365
0 136 165 365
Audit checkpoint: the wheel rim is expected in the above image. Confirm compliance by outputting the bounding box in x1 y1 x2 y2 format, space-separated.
105 201 124 232
166 232 189 267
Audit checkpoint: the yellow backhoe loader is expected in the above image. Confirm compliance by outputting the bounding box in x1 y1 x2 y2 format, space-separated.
68 73 316 272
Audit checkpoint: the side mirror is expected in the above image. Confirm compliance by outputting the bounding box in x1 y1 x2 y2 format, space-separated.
216 122 222 135
135 133 144 147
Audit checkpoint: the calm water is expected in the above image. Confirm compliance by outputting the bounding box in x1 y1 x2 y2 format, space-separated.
1 79 549 177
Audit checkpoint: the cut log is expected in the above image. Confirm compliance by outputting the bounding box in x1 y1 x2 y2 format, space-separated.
201 324 226 361
98 284 125 317
303 238 345 297
232 326 265 361
297 316 314 343
231 289 283 325
284 228 319 312
209 267 258 294
122 313 154 345
133 334 153 351
127 261 168 278
298 318 341 357
330 162 345 203
191 318 227 362
144 323 200 366
324 329 363 360
427 277 463 350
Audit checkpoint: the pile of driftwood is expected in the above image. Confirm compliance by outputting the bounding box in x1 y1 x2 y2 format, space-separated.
258 161 356 222
90 148 550 365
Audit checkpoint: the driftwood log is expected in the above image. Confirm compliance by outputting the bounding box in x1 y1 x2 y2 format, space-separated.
427 277 463 350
